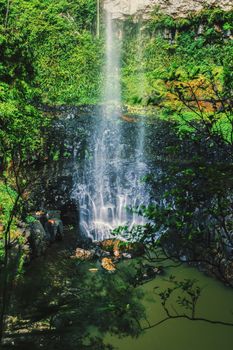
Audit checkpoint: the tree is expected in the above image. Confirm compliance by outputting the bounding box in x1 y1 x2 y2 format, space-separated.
165 67 233 148
0 11 50 341
114 108 233 286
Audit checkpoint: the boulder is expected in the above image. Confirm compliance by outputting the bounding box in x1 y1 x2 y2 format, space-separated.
76 236 93 250
72 248 95 261
35 210 64 242
44 218 64 242
99 239 144 258
122 252 132 259
29 221 48 257
101 257 116 272
94 246 111 258
89 268 99 273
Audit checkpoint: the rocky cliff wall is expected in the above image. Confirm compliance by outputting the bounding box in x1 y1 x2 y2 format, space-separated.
103 0 233 19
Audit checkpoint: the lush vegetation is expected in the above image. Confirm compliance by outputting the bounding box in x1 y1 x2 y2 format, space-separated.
0 182 17 264
0 0 102 266
122 8 233 106
0 0 100 341
117 8 233 288
122 8 233 143
7 252 145 350
1 1 233 348
1 0 103 105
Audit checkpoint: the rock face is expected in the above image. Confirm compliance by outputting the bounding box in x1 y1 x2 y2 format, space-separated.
19 211 64 260
29 221 48 257
99 239 144 258
29 106 94 227
103 0 233 19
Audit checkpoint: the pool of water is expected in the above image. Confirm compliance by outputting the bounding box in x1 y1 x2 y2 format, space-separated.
11 235 233 350
106 264 233 350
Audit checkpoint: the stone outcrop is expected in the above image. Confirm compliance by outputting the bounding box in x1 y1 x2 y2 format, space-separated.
99 239 145 257
29 106 95 228
104 0 233 19
29 221 48 257
19 211 64 260
72 248 95 260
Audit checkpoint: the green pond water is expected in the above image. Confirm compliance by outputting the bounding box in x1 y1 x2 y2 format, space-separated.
14 237 233 350
106 264 233 350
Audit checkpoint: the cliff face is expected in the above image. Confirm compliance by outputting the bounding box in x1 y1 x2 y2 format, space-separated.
103 0 233 19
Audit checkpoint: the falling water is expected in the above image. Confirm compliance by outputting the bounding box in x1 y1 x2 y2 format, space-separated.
71 11 149 241
104 11 121 107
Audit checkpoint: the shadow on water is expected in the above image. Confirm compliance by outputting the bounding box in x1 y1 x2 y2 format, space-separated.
4 232 233 350
4 230 146 349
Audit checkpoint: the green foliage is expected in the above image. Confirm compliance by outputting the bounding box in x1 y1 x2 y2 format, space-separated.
0 181 17 227
122 9 233 146
116 117 233 283
25 215 37 224
10 256 145 348
0 83 48 162
0 11 50 164
0 0 103 105
0 181 17 262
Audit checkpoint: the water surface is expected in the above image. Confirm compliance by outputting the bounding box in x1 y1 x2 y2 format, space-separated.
106 265 233 350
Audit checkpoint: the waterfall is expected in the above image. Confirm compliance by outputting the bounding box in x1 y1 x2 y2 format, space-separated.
71 11 149 241
104 11 121 107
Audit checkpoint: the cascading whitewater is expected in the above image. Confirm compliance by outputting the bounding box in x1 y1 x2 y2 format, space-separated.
71 11 149 241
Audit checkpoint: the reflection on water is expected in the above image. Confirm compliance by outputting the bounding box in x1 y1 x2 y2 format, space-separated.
106 264 233 350
6 234 233 350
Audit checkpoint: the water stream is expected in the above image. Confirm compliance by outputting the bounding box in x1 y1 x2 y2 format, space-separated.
71 11 149 241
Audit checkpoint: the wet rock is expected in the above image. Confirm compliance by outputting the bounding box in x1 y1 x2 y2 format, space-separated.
124 242 145 257
122 252 132 259
99 239 145 258
197 24 204 36
101 257 116 272
22 228 31 240
94 247 111 258
29 221 47 257
113 247 121 258
51 313 73 330
224 260 233 282
36 210 64 242
46 210 62 220
89 268 99 273
61 202 78 225
72 248 95 261
144 265 163 277
22 244 31 264
44 218 64 242
77 236 93 249
134 263 164 285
